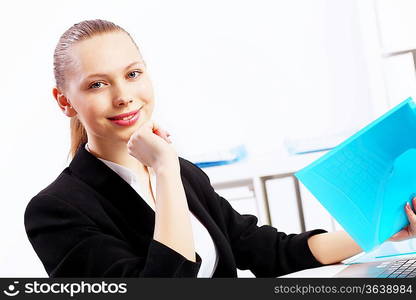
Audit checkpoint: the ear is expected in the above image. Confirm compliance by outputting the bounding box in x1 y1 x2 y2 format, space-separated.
52 87 77 117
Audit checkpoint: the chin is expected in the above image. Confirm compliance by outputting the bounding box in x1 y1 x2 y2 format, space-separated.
123 127 138 143
120 133 132 144
113 116 148 142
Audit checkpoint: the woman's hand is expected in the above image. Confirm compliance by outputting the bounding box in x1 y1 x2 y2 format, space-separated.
389 197 416 242
127 120 177 174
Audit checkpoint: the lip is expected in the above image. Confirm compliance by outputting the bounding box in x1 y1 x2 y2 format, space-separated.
107 109 141 127
108 109 140 120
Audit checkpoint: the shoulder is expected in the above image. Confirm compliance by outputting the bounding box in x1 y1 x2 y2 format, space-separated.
178 156 212 186
28 167 92 202
178 157 225 211
24 168 99 225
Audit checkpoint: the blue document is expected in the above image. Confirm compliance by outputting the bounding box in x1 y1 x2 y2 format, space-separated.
295 97 416 252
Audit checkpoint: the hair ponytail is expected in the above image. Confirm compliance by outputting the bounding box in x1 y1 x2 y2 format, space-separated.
69 117 88 160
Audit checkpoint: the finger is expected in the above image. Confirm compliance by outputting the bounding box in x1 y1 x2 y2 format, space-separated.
389 200 416 242
405 202 416 222
154 128 169 139
153 128 168 139
151 121 170 137
151 122 171 143
154 126 168 137
406 201 416 236
413 197 416 212
150 120 162 133
166 132 172 143
164 131 172 143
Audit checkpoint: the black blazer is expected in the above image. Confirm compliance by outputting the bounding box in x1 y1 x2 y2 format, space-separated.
24 143 327 277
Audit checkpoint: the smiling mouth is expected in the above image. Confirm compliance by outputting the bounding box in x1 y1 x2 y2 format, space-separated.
109 114 136 121
107 108 141 120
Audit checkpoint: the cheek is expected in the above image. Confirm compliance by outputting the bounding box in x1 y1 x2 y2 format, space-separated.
137 77 155 103
78 102 108 126
82 104 101 119
143 100 155 122
146 100 155 113
135 82 155 116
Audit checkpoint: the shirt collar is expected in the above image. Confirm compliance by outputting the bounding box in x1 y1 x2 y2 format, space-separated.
84 143 155 186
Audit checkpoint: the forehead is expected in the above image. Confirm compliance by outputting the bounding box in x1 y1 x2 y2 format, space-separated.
69 31 142 76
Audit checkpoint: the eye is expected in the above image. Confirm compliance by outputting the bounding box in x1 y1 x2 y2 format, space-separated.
127 70 142 79
89 82 105 89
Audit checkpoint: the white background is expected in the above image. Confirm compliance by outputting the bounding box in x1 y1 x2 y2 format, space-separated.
1 0 416 276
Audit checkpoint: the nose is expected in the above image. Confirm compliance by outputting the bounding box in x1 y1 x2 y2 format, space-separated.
114 97 133 107
112 81 135 107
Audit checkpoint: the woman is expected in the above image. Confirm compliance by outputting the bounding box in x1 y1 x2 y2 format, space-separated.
24 19 416 278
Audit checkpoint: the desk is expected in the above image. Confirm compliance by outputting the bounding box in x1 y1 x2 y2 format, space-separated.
280 248 416 277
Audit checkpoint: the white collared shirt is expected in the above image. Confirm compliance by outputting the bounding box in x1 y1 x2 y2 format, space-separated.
85 143 218 277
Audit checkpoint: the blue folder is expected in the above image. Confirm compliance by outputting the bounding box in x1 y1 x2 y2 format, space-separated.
295 97 416 252
193 145 247 168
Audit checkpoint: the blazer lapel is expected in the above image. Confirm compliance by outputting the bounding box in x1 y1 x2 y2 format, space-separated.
68 143 156 243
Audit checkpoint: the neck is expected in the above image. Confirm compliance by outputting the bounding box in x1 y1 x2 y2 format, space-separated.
86 136 148 177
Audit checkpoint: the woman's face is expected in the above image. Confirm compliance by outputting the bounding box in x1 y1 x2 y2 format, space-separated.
61 31 155 144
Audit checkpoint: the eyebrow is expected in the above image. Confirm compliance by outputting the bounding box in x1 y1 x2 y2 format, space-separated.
82 61 144 82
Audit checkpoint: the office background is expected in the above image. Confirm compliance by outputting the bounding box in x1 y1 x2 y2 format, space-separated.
1 0 416 277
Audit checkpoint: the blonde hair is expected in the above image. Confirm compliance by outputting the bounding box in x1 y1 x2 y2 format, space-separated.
53 19 139 159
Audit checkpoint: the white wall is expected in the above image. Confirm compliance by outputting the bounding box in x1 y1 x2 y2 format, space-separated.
0 0 414 276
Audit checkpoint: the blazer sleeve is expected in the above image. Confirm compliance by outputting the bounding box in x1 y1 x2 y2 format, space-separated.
216 191 327 277
186 160 328 277
24 194 202 278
